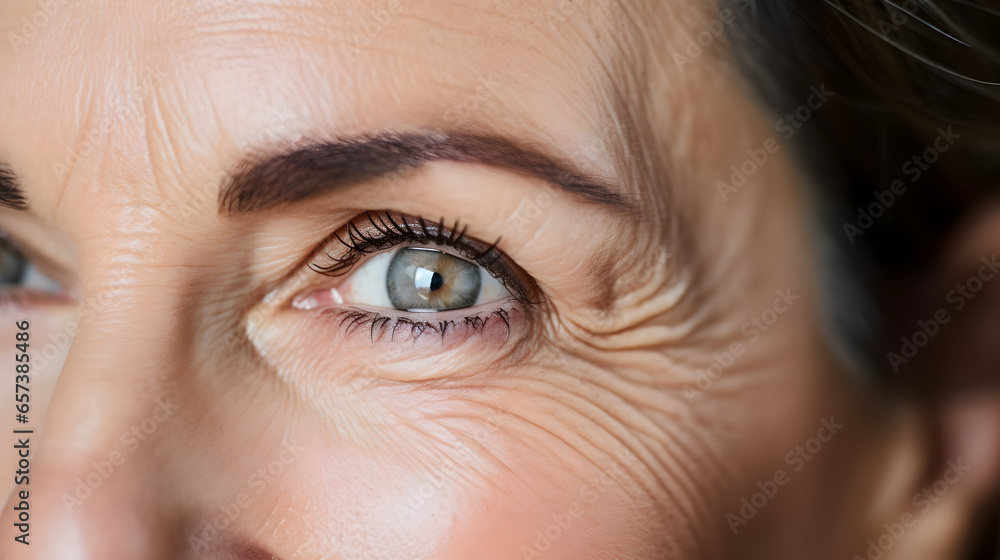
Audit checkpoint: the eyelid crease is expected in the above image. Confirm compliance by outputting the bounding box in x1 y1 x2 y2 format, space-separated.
308 210 541 305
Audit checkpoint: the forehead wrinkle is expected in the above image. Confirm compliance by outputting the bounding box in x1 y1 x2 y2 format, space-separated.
0 4 173 221
14 1 672 226
554 1 674 225
596 0 723 219
171 7 624 182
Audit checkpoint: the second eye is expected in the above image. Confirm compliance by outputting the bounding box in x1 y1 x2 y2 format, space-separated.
344 247 511 312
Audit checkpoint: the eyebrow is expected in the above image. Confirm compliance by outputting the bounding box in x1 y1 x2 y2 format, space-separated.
218 131 631 215
0 165 28 211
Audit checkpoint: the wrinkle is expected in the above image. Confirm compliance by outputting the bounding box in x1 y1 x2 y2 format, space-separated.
51 83 104 222
143 82 185 202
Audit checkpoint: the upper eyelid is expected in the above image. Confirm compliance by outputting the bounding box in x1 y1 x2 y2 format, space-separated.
309 212 467 276
308 213 460 277
306 211 540 304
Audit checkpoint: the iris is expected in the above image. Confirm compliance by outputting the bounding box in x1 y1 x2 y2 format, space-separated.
387 247 482 311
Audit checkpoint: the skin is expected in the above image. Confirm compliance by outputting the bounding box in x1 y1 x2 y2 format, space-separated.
0 1 997 559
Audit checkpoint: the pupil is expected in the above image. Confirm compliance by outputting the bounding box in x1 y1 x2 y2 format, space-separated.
429 272 444 292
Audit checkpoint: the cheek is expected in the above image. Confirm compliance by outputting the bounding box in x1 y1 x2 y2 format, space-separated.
226 434 655 559
173 371 664 559
437 454 655 560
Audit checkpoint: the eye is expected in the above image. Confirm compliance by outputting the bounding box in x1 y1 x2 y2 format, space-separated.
297 211 539 314
339 246 511 312
292 212 539 343
0 238 61 295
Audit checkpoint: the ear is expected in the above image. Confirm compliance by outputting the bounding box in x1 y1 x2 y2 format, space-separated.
876 200 1000 560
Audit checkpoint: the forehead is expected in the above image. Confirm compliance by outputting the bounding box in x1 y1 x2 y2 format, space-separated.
0 0 688 224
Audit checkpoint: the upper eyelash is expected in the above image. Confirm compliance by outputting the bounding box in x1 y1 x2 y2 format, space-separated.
308 210 536 303
309 211 474 276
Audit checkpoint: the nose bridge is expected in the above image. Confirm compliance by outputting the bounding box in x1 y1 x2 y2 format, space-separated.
43 270 181 454
0 281 187 558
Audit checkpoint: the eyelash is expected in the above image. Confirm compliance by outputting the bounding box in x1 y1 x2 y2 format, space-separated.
309 210 535 303
331 307 516 342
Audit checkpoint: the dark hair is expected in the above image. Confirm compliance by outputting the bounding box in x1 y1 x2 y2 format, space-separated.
721 0 999 370
723 1 999 556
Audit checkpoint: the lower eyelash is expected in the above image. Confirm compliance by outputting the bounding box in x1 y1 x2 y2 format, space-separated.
332 308 513 342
